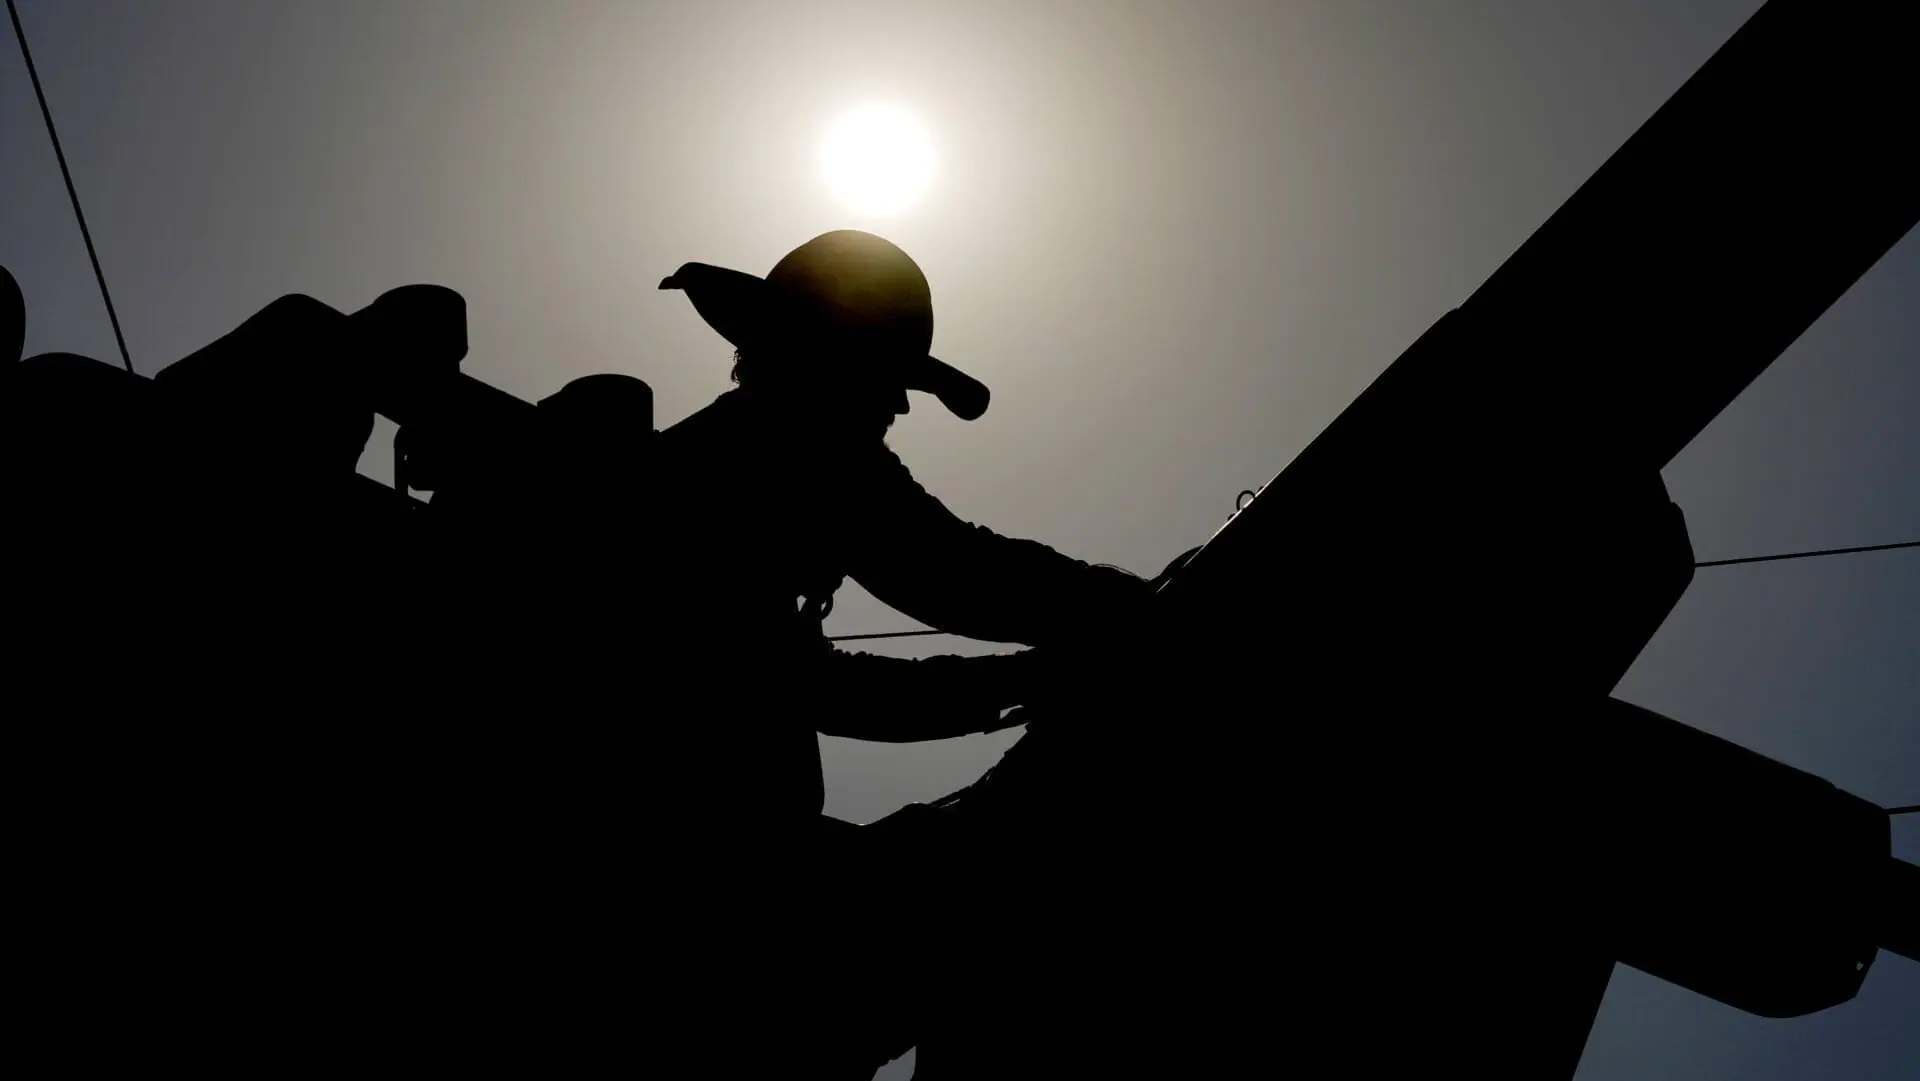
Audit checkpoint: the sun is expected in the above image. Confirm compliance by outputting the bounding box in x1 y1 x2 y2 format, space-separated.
820 104 935 216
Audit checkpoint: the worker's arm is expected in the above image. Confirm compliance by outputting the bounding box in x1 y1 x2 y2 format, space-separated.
839 448 1155 649
806 646 1047 743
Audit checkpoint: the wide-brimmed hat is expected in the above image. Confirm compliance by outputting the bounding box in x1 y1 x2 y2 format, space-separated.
659 230 989 420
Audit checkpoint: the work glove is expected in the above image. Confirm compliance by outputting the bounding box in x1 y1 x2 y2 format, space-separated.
1008 547 1199 715
1151 545 1203 591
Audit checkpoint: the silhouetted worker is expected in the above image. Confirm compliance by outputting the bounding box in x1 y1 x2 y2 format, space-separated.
644 229 1154 1074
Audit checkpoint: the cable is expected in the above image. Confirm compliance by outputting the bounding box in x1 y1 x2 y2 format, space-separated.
827 629 951 642
1694 538 1920 568
12 6 1911 630
1891 805 1919 817
8 0 134 374
826 537 1919 642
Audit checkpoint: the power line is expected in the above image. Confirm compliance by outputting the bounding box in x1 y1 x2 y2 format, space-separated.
8 0 134 374
1694 538 1920 568
9 2 1914 649
826 537 1919 642
828 628 952 642
1891 805 1919 817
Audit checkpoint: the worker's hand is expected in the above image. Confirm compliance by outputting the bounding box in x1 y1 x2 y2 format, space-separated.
967 648 1056 710
986 705 1034 732
997 641 1123 715
1151 545 1203 590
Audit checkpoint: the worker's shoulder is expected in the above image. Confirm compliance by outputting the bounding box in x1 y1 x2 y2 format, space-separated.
654 388 747 447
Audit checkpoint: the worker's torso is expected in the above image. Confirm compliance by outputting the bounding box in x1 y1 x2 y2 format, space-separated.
639 392 876 825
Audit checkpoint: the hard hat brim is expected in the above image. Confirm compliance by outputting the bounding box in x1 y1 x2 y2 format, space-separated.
660 262 989 421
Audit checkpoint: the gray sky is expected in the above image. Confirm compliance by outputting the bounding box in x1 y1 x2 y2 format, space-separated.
4 2 1913 1078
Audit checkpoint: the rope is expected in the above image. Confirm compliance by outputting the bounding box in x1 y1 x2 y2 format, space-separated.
8 0 134 373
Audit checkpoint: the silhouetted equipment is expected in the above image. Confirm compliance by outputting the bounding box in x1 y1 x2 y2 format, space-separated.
6 0 1918 1076
2 264 23 364
1579 699 1908 1014
1884 859 1920 964
901 0 1919 1076
6 270 673 1070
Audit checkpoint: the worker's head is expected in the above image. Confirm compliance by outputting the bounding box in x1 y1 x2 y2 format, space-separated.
726 343 909 443
661 230 989 441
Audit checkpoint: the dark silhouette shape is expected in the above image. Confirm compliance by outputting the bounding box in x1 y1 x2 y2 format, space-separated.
7 0 1918 1076
635 230 1158 1074
4 230 1151 1077
659 230 990 422
1 263 22 364
896 0 1920 1077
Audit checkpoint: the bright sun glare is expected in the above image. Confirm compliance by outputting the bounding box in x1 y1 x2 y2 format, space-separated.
820 104 935 216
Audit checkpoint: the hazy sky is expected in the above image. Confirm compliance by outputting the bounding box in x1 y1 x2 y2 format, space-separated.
4 2 1913 1078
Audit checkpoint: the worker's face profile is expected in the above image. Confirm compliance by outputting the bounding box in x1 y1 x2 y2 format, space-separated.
757 338 913 441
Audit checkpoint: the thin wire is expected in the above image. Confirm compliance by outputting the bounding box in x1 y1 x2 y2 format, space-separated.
826 536 1920 642
829 629 951 642
1694 538 1920 568
8 0 134 374
1891 805 1919 816
8 1 1911 622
